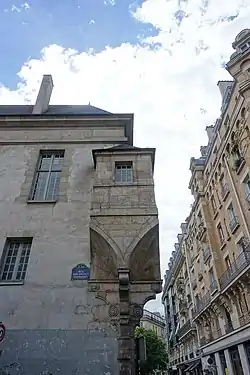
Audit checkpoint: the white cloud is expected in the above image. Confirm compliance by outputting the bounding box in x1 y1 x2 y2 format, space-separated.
89 19 95 24
1 0 250 311
104 0 116 5
10 2 30 12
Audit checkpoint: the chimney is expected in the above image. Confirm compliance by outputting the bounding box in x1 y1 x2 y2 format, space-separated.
32 75 54 115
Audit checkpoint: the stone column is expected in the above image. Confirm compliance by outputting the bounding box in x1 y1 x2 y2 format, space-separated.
118 269 132 375
224 349 235 375
214 352 224 375
238 343 250 375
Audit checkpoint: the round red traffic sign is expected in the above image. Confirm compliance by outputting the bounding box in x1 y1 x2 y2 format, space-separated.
0 323 6 344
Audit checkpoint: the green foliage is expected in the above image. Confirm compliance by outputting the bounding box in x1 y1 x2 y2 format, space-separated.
135 327 168 375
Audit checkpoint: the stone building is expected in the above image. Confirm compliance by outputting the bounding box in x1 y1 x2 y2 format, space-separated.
162 29 250 375
0 75 162 375
140 309 166 340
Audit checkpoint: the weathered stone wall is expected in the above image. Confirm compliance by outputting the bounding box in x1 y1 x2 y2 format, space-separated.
1 329 118 375
0 124 125 374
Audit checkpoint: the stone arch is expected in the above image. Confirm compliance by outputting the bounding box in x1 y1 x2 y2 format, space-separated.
128 224 160 281
90 227 118 280
90 221 124 263
125 216 158 258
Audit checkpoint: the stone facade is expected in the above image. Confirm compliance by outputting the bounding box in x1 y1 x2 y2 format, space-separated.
163 29 250 375
0 80 162 375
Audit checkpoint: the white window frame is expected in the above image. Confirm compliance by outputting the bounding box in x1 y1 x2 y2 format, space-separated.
0 238 32 282
115 161 133 183
31 151 64 201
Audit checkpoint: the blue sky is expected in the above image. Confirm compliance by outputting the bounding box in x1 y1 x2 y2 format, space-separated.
0 0 159 88
1 0 250 310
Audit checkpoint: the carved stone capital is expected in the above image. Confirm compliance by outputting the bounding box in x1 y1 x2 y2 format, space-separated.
118 268 130 286
130 304 143 320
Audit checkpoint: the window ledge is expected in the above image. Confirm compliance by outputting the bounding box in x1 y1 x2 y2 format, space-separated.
27 200 57 204
0 280 24 286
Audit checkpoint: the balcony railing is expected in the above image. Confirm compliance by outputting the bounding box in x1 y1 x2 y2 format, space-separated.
203 247 211 263
229 215 239 233
177 320 195 339
219 250 250 290
221 183 230 201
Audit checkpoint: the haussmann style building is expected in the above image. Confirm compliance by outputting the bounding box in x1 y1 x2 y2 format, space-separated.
162 29 250 375
0 75 162 375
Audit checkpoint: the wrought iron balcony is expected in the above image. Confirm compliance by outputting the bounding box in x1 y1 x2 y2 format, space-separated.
229 215 240 233
219 250 250 290
177 320 196 339
203 247 211 263
221 183 230 201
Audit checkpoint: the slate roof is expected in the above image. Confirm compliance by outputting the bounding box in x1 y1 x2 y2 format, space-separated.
0 104 112 116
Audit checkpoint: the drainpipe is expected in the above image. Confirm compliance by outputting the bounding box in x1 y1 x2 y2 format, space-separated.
217 132 250 238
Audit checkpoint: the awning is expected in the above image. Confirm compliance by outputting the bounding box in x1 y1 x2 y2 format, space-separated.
184 360 200 373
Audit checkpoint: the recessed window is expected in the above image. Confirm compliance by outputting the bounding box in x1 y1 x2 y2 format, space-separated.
217 223 225 245
31 151 64 201
237 237 249 254
243 174 250 205
115 162 133 183
211 195 217 213
0 238 32 282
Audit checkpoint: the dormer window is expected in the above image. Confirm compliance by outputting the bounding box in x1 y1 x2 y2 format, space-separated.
115 162 133 183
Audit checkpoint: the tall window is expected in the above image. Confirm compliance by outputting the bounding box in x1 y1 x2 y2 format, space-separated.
217 223 225 245
115 162 133 183
31 151 64 201
209 268 215 284
237 237 249 254
0 239 32 282
227 203 236 221
243 174 250 204
211 195 217 213
225 255 231 269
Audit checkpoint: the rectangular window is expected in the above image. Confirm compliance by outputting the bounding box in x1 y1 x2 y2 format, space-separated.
225 255 231 269
0 238 32 282
31 151 64 201
237 237 249 254
227 203 236 221
217 223 225 244
243 174 250 205
211 195 217 213
115 162 133 183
